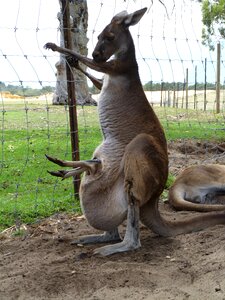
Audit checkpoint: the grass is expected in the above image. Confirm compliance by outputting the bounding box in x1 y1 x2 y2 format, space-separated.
1 101 101 231
154 106 225 140
0 97 224 231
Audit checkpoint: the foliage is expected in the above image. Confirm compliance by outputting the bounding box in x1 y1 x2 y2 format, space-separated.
201 0 225 50
143 81 219 91
1 81 221 98
0 82 54 97
143 81 183 91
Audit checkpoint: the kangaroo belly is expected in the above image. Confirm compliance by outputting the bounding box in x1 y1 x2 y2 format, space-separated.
80 175 128 231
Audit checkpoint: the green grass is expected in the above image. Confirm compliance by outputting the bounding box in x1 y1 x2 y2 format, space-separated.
0 100 224 231
0 103 101 231
154 106 225 140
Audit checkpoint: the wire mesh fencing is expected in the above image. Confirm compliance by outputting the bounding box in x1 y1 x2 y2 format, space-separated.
0 0 225 231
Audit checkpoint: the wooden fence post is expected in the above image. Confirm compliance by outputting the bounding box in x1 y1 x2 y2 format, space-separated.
61 0 80 196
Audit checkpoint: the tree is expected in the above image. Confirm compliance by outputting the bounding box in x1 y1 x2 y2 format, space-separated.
201 0 225 50
53 0 96 105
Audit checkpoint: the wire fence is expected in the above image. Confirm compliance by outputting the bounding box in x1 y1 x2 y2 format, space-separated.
0 0 225 231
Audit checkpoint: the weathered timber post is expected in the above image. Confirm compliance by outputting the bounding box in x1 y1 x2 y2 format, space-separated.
61 0 80 196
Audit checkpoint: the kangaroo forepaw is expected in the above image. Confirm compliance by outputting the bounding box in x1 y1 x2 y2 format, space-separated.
44 42 58 51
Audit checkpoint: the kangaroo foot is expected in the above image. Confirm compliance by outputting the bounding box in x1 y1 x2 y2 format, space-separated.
71 228 121 245
45 154 67 167
46 154 101 177
47 168 84 179
93 238 141 256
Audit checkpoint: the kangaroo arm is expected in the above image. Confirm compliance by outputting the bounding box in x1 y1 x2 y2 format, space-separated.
44 43 114 74
66 56 103 90
77 66 103 90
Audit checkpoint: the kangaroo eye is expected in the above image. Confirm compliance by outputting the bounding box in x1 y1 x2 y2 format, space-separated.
106 34 115 42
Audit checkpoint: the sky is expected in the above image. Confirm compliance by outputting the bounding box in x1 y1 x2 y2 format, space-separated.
0 0 223 88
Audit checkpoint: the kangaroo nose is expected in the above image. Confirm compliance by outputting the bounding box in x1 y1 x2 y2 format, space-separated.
92 51 101 62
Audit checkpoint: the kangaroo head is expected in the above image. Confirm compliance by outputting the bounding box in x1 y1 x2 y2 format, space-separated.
92 8 147 63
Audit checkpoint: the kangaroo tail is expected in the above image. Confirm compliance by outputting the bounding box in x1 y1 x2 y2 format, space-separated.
140 199 225 237
169 186 225 212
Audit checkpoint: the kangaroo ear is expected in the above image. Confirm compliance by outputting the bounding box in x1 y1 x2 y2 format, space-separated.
112 11 128 24
112 8 147 27
124 8 147 26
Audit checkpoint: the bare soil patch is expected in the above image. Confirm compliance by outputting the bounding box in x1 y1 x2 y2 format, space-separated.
1 140 225 300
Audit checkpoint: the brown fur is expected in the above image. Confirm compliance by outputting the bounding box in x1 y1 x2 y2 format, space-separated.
45 9 225 256
169 164 225 212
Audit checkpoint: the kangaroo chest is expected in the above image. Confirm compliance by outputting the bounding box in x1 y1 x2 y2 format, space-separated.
98 74 148 143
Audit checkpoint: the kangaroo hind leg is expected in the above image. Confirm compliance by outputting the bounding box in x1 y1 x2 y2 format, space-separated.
93 133 165 256
46 154 101 178
93 192 141 256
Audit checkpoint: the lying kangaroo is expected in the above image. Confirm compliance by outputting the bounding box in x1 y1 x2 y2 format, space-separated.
169 164 225 212
45 8 225 256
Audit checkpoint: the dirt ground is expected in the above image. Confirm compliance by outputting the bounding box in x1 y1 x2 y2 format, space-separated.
1 140 225 300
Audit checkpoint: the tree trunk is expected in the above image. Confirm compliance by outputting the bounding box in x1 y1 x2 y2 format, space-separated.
53 0 96 106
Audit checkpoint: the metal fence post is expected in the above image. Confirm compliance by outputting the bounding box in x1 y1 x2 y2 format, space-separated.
194 65 197 110
216 42 221 114
185 68 188 110
204 58 207 111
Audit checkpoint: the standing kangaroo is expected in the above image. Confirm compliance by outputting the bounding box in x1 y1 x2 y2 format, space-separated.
45 8 225 256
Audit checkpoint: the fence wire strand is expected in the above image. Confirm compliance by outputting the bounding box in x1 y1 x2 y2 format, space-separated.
0 0 225 230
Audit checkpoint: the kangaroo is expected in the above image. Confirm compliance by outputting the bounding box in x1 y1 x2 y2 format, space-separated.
45 8 225 256
65 55 103 90
169 164 225 212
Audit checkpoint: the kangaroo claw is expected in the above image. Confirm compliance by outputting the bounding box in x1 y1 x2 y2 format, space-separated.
44 42 58 51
